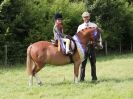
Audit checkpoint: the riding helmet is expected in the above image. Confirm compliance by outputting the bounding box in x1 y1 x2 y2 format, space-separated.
54 12 63 20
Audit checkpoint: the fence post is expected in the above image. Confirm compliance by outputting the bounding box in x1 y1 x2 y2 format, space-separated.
120 41 122 54
105 41 108 55
131 40 132 53
4 45 7 66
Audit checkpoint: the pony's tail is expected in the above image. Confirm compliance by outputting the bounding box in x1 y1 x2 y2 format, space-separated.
26 45 33 75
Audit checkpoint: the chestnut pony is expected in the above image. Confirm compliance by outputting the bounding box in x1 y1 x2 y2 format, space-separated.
26 27 100 86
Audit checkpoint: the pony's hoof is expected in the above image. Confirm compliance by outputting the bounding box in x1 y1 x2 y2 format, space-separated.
29 84 32 87
74 77 79 84
38 82 43 86
28 82 33 86
74 80 79 84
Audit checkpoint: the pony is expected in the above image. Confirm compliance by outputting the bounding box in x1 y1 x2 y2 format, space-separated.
26 27 102 86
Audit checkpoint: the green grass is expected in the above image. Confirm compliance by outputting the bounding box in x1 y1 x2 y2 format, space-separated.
0 54 133 99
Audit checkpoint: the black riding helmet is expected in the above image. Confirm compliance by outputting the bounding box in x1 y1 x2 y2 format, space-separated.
54 12 63 20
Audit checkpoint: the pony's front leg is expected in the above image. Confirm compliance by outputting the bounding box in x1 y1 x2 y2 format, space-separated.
74 61 81 83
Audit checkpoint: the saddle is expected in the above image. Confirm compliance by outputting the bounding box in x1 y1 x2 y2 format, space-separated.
51 35 77 55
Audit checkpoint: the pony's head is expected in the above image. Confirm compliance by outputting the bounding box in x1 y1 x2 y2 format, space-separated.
93 28 103 49
76 27 103 49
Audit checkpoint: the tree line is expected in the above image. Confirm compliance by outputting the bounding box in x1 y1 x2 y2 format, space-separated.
0 0 133 64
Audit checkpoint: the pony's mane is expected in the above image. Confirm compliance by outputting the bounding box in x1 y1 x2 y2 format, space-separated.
77 27 94 34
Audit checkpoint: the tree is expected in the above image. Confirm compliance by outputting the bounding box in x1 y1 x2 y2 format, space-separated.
0 0 27 43
84 0 133 52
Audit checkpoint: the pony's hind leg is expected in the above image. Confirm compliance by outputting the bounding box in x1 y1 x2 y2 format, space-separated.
28 63 34 86
32 64 44 86
29 75 33 86
27 46 35 86
28 64 43 86
34 74 43 86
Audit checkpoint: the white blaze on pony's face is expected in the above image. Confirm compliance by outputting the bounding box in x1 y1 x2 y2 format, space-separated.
99 34 103 49
95 33 103 49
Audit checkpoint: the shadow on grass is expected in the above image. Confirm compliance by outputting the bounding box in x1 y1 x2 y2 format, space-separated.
94 77 133 84
45 81 72 86
45 77 133 86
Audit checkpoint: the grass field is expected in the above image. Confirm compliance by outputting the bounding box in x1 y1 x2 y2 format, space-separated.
0 54 133 99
